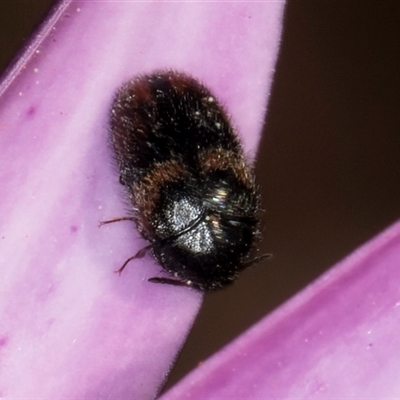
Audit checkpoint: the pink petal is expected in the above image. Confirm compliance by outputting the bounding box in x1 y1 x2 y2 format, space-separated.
162 220 400 398
0 1 285 398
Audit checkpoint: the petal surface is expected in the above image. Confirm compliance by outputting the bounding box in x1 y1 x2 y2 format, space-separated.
0 1 285 398
162 220 400 399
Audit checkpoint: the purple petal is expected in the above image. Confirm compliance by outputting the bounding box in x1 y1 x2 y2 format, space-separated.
161 220 400 398
0 1 285 398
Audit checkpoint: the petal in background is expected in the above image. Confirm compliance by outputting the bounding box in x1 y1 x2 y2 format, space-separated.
162 220 400 398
